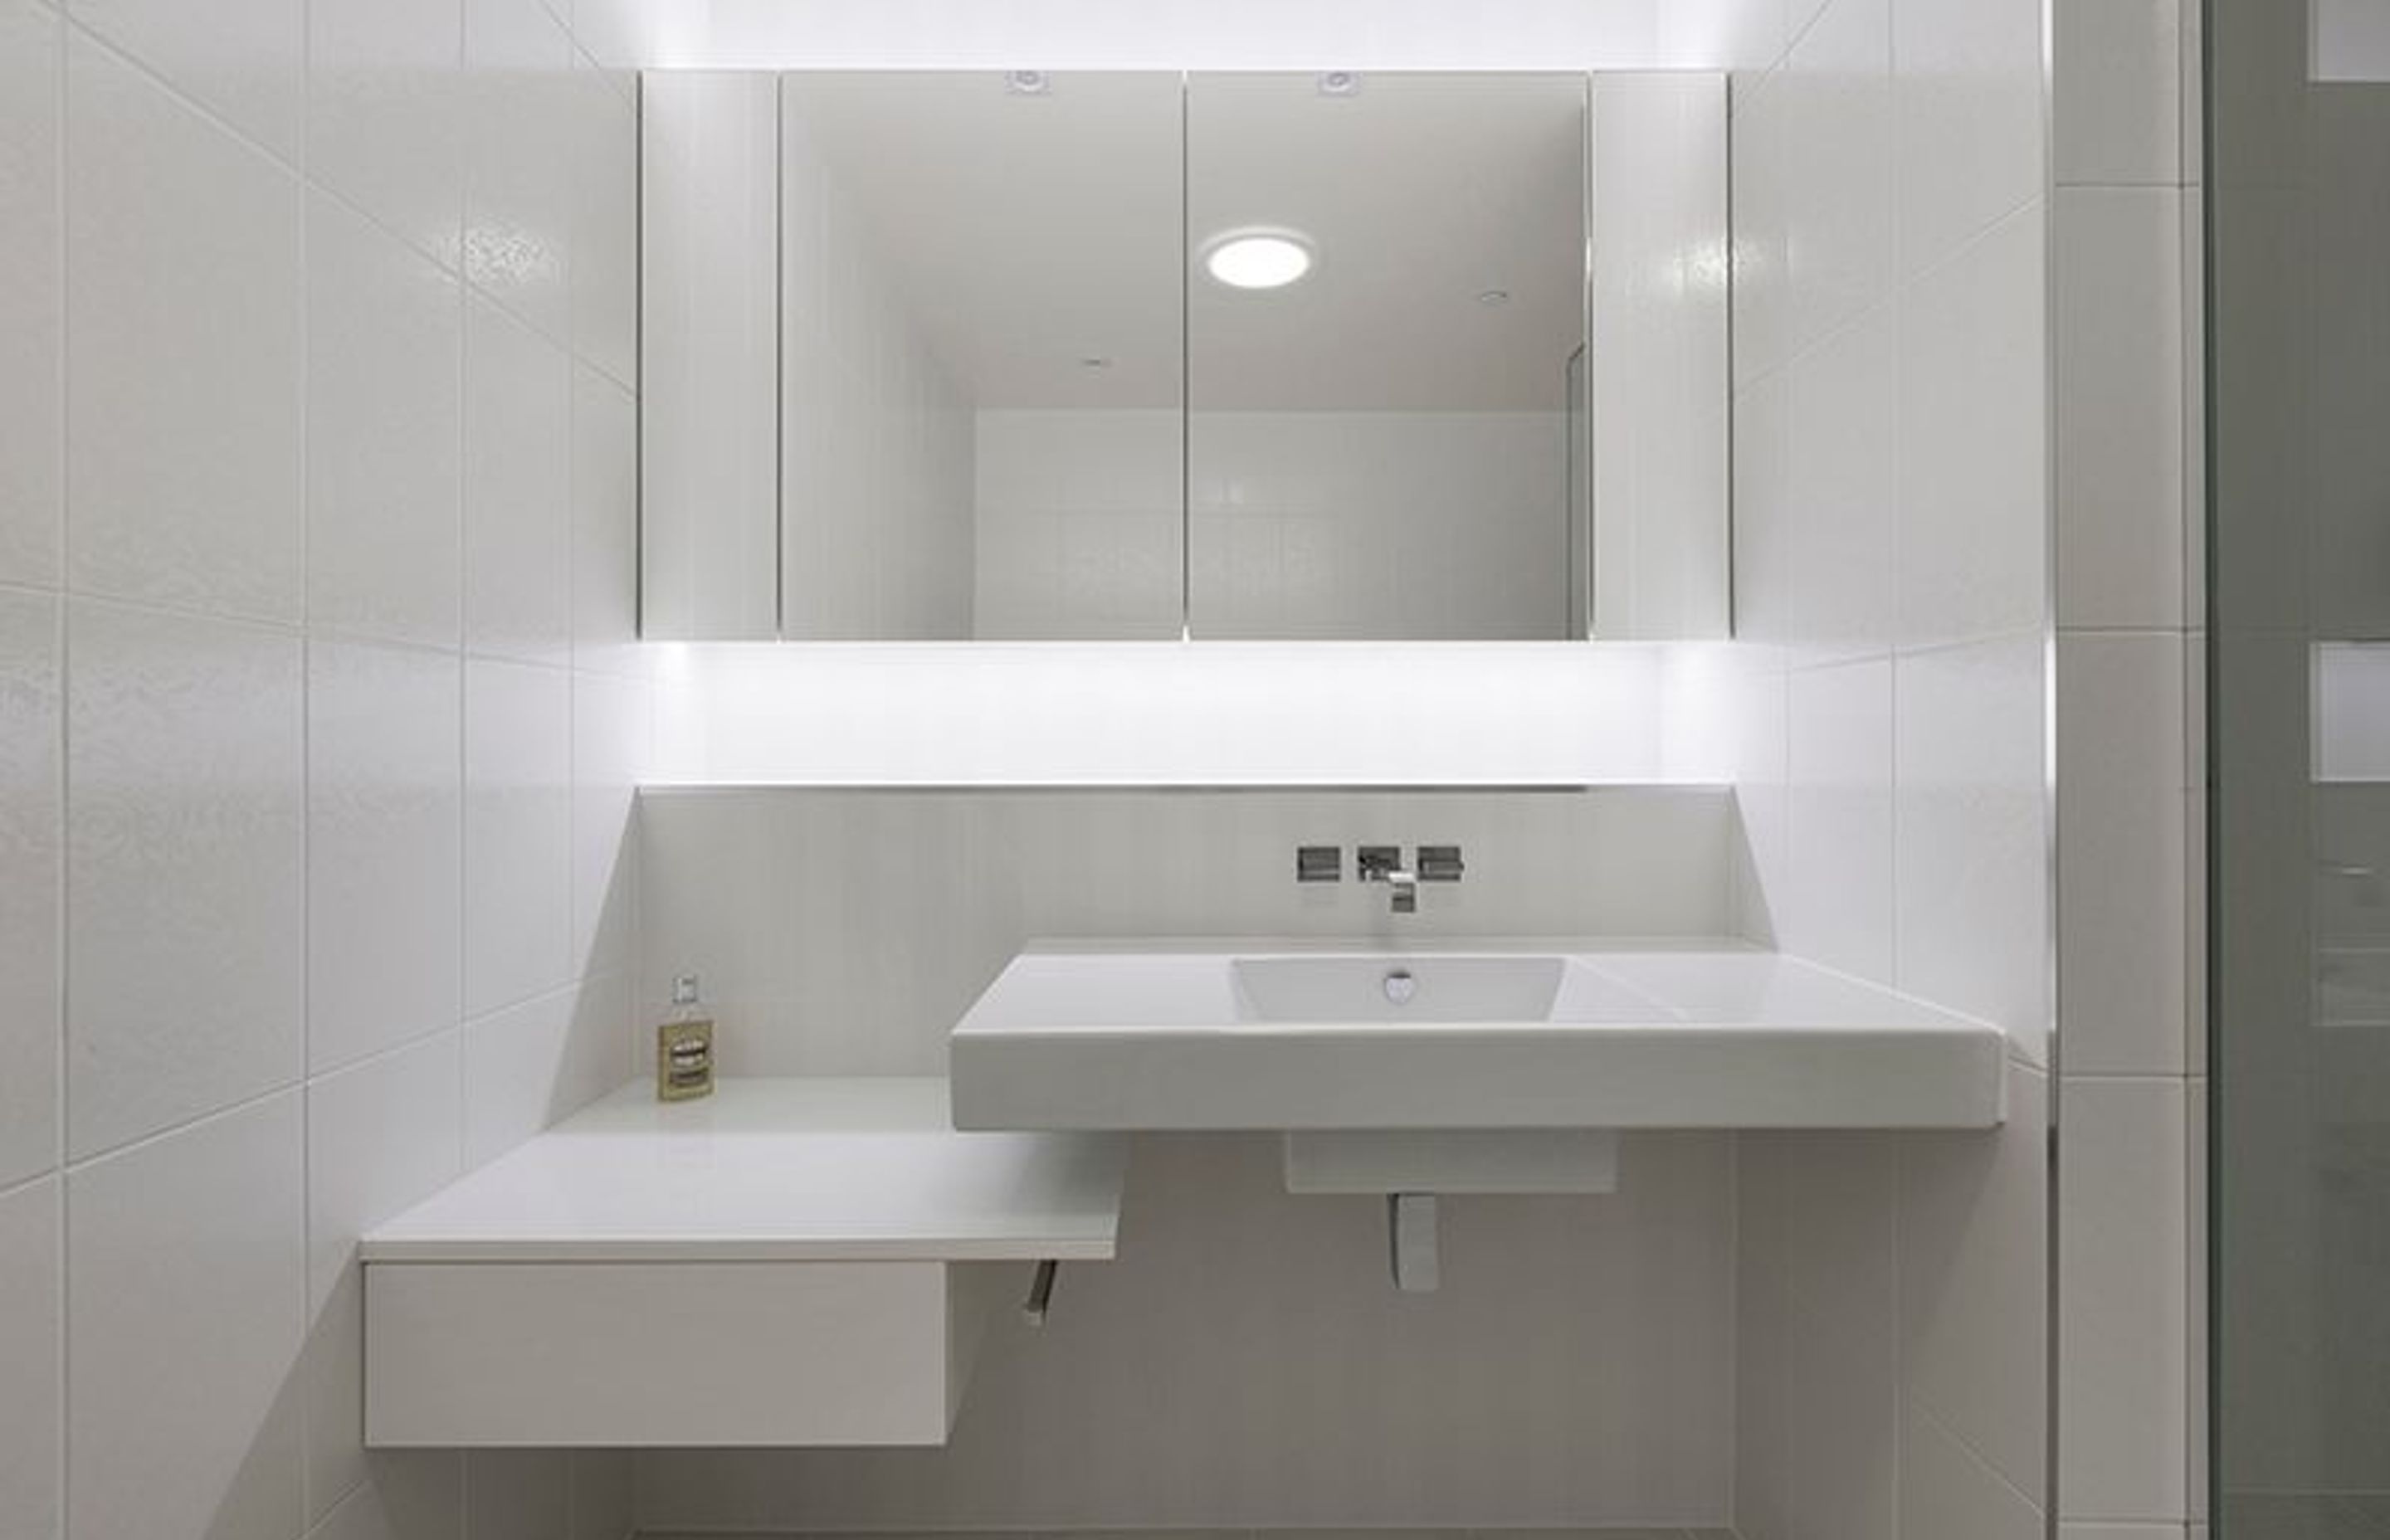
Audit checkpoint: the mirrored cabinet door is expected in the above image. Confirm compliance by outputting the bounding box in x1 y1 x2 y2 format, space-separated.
1185 71 1589 641
778 71 1184 640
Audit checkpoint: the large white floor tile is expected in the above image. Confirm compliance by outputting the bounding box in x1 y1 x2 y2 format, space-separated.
1900 1060 2050 1503
66 33 303 623
68 1092 305 1540
2057 632 2190 1075
1895 634 2051 1065
307 639 462 1073
0 592 59 1187
73 0 303 162
306 193 464 650
66 602 304 1158
0 0 60 590
0 1176 60 1540
2060 1076 2192 1523
463 296 573 665
463 659 571 1016
2056 186 2188 631
305 0 465 270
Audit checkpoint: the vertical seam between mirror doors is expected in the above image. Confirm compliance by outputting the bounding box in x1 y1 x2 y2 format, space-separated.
1178 71 1193 641
773 77 788 638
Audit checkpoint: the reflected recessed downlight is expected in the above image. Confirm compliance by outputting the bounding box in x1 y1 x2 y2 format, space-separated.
1202 230 1315 290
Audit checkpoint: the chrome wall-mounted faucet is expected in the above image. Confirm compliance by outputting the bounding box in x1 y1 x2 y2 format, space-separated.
1358 846 1421 913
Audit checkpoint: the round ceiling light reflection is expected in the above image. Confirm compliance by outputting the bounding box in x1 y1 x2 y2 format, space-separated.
1202 229 1316 290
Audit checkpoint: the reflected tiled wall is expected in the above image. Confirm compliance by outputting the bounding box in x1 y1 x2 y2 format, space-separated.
0 0 656 1534
1710 0 2058 1534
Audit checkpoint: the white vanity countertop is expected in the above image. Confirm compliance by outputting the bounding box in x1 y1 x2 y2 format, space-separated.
362 1078 1129 1265
950 942 2011 1132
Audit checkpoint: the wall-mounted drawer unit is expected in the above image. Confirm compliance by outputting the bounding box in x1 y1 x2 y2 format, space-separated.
362 1079 1127 1448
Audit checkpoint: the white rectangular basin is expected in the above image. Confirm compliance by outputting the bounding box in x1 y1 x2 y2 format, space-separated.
949 944 2008 1132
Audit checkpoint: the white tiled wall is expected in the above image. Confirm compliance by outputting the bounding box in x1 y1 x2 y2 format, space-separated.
0 0 653 1534
634 785 1740 1530
1715 0 2058 1534
2050 0 2205 1534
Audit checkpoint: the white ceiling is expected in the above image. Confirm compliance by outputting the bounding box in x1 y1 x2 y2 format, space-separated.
1188 72 1584 411
788 71 1186 408
787 71 1586 411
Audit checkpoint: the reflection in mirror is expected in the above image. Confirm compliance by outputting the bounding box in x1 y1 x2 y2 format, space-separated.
777 71 1184 638
1185 73 1589 640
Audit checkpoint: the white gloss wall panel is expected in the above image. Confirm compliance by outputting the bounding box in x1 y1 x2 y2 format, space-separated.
568 59 639 390
570 669 648 982
1894 202 2049 650
23 0 654 1534
2056 186 2188 631
1900 1061 2051 1503
66 34 303 624
0 1177 59 1539
69 1094 306 1540
1890 0 2047 277
2053 0 2183 185
463 296 573 665
462 660 572 1017
639 70 781 641
306 193 465 651
639 786 1735 1077
307 1033 464 1310
632 1131 1734 1530
1895 635 2051 1067
571 358 642 677
461 977 629 1167
66 602 305 1158
2057 632 2191 1075
304 0 466 270
0 0 59 589
650 641 1697 786
1784 659 1895 981
306 641 462 1075
2060 1076 2192 1523
0 592 59 1188
461 0 575 342
71 0 302 162
1588 72 1730 641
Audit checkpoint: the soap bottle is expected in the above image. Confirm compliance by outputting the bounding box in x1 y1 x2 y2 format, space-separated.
656 972 715 1102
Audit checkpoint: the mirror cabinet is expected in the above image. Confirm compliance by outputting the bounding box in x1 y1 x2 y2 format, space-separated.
641 70 1726 642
